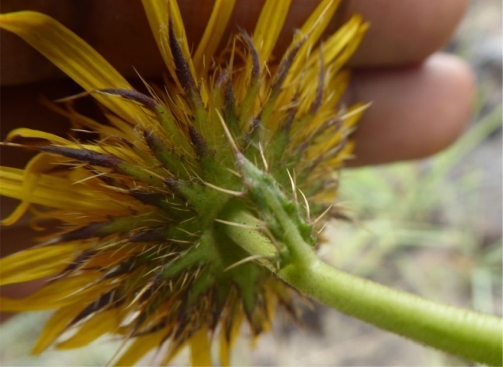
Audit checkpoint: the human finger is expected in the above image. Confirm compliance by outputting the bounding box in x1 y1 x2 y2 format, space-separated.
0 53 475 171
1 0 469 85
347 53 475 166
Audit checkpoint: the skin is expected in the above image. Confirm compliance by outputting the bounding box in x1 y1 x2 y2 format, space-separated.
1 0 473 165
0 0 473 313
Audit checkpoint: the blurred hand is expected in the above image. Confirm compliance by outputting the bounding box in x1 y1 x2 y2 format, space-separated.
1 0 474 166
0 0 474 307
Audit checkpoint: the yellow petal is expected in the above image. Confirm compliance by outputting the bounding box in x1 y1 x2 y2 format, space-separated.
308 15 368 76
141 0 175 78
0 244 78 285
284 0 341 83
160 341 186 366
0 166 131 215
252 0 292 66
6 128 138 160
193 0 236 75
141 0 195 89
112 328 168 366
219 310 243 366
0 273 106 311
7 128 71 145
189 324 212 366
6 127 141 163
43 101 131 141
56 309 120 349
1 153 55 225
0 12 146 125
32 304 85 354
297 0 341 43
167 0 194 70
320 16 369 71
219 330 231 367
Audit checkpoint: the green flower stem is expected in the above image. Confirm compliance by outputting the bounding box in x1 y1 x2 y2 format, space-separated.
224 209 503 366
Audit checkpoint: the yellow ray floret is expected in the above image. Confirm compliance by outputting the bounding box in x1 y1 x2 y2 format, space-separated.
56 309 121 349
252 0 292 66
141 0 195 92
193 0 236 76
286 0 342 80
0 1 370 365
0 166 132 214
0 244 79 285
32 304 90 354
111 327 169 366
0 272 109 311
189 324 212 366
0 12 147 126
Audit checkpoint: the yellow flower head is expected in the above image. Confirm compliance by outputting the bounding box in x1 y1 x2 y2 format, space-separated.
0 0 368 365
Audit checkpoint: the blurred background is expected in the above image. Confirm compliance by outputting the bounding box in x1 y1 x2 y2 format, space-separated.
1 0 501 365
